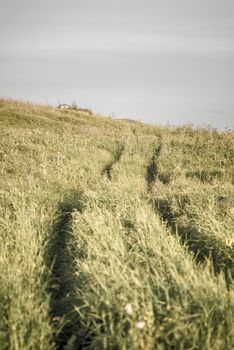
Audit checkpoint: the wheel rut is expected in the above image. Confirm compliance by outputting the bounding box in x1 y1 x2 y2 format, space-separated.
154 198 234 282
146 146 234 283
146 144 162 190
45 191 84 349
102 142 125 180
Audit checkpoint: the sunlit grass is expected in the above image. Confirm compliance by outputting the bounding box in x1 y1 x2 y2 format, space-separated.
0 98 233 349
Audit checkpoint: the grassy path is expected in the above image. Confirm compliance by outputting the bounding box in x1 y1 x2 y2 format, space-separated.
65 137 234 349
44 141 127 349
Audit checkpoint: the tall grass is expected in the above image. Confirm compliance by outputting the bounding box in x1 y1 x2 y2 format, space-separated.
0 98 233 349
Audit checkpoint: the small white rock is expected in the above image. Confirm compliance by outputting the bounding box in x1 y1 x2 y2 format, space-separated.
135 321 145 329
124 303 133 316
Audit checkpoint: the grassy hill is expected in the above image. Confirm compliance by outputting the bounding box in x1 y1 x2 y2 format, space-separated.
0 98 233 350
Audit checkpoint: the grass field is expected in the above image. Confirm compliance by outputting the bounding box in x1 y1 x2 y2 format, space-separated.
0 98 233 350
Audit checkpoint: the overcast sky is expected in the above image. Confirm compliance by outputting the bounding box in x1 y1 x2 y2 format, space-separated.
0 0 233 129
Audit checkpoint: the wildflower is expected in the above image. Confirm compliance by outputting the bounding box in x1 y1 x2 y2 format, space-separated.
135 321 145 329
124 303 133 316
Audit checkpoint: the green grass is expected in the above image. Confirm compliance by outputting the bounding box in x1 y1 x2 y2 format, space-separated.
0 98 233 349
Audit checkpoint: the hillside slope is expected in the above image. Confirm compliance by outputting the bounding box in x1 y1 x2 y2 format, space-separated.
0 98 233 350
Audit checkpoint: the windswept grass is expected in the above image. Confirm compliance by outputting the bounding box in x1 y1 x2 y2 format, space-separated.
0 98 233 349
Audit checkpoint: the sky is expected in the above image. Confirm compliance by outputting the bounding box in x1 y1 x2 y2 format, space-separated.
0 0 234 129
